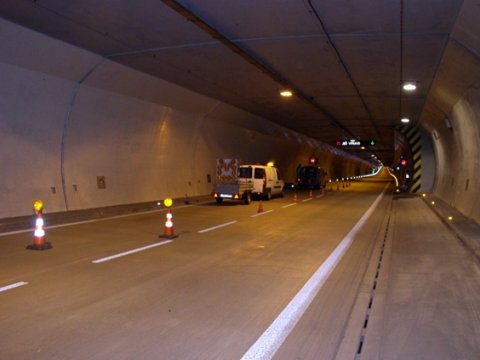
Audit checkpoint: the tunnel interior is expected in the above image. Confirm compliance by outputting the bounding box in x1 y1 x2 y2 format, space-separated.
0 1 479 224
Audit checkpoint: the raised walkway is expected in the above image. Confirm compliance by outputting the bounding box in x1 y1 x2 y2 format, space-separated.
358 194 480 360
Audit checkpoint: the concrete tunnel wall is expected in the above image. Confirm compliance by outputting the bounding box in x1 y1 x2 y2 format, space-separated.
423 85 480 224
0 19 370 219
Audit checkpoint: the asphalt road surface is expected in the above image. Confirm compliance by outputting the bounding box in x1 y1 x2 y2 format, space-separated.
0 175 409 359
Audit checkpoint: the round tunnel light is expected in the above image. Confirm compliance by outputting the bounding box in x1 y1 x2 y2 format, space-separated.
403 82 417 91
401 117 410 124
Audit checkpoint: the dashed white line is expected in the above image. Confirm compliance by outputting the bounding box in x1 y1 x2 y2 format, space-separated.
282 203 297 209
92 240 173 264
0 281 29 293
198 220 237 234
302 197 313 202
250 210 274 218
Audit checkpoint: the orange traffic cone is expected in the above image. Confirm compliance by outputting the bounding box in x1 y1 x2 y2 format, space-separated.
336 184 340 191
159 210 178 239
27 201 52 250
293 193 298 202
258 200 264 213
309 190 313 198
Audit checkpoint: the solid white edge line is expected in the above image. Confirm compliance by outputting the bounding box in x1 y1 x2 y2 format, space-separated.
92 240 173 264
0 201 213 237
198 220 237 234
0 281 29 293
240 188 386 360
282 203 297 208
250 210 274 218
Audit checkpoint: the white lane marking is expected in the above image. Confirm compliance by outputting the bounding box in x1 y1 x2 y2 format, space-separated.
0 281 29 293
198 220 237 234
281 203 297 209
240 189 385 360
315 194 325 198
302 198 313 202
92 240 173 264
250 210 274 218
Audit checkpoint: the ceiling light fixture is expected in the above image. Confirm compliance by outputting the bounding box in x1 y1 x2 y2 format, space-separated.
402 82 417 91
280 89 293 97
401 117 410 123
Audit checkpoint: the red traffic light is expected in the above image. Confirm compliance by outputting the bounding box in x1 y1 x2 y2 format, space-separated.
309 156 318 165
400 159 407 166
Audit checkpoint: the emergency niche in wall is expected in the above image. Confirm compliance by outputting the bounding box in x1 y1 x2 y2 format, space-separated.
97 176 106 189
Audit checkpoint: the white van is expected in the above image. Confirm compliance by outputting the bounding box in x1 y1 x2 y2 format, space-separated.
238 164 284 200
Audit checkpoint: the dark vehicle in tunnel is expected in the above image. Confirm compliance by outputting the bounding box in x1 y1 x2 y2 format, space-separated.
297 166 327 189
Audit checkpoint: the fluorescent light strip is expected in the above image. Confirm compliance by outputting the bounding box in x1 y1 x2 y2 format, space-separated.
240 188 386 360
92 240 173 264
198 220 237 234
0 281 29 293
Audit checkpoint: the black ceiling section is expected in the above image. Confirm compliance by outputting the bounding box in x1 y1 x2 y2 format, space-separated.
0 0 468 166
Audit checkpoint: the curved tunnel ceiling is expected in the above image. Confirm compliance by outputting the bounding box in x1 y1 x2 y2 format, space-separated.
1 0 479 167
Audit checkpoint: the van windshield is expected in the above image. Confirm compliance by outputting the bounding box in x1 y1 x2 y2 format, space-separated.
239 167 252 178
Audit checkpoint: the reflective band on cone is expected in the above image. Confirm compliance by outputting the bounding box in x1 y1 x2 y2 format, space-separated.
159 211 178 239
27 212 52 251
258 201 264 213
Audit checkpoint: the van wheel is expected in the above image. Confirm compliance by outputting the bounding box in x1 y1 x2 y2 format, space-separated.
243 193 251 205
265 190 272 201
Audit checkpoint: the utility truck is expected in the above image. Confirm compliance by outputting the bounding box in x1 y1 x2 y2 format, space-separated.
296 165 327 189
212 159 253 204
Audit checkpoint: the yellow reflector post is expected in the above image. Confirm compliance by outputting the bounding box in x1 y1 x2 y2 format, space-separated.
163 198 173 208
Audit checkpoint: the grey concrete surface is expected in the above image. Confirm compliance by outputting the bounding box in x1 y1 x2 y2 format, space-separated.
360 196 480 360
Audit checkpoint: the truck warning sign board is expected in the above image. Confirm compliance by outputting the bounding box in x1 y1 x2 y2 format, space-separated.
216 158 239 182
